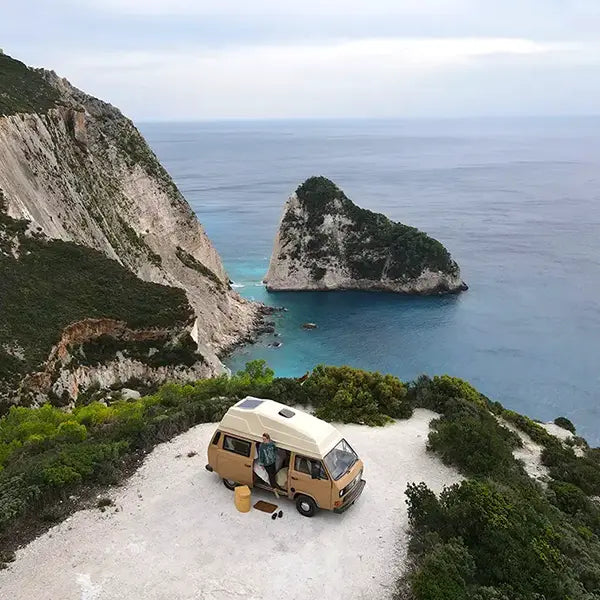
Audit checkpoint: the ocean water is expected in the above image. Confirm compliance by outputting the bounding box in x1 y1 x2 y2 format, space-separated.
140 118 600 443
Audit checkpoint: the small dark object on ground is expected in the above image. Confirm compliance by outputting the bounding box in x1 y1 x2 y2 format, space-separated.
96 497 114 509
278 510 283 518
187 451 198 458
254 500 278 513
0 550 16 563
0 563 8 570
175 453 182 458
271 513 277 520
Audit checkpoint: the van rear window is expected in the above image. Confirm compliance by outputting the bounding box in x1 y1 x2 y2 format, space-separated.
223 435 251 457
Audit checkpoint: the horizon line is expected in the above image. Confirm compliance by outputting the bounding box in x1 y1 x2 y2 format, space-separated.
135 114 600 124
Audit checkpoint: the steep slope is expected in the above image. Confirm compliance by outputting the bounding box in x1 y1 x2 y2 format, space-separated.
0 204 211 410
0 52 261 376
265 177 467 294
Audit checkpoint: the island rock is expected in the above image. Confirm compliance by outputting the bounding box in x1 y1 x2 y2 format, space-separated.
264 177 467 295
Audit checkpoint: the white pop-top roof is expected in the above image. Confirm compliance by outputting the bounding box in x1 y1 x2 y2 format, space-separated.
218 397 342 458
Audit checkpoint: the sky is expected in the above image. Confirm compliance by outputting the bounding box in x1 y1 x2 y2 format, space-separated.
1 1 600 120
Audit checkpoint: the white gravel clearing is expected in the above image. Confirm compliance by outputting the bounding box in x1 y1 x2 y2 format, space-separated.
0 409 460 600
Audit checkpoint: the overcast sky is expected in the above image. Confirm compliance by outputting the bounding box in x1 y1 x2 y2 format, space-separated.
2 1 600 120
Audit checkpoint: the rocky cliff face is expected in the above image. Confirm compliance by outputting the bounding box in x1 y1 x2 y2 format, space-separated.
0 52 262 406
265 177 467 295
0 53 261 388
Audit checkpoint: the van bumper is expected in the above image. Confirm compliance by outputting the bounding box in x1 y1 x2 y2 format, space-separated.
205 464 214 472
334 479 366 514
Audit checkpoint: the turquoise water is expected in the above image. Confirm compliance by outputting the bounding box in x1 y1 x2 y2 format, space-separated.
141 118 600 443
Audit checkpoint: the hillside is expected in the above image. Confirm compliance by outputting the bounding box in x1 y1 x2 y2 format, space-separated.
0 203 211 411
0 52 262 387
1 364 598 600
264 176 467 294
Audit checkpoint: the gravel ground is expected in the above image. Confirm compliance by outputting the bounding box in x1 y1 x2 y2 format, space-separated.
0 409 460 600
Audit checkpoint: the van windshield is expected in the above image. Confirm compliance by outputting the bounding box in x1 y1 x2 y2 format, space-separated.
324 439 358 481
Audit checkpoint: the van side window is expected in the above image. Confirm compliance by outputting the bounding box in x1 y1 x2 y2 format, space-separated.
223 435 251 457
212 431 221 445
294 455 328 480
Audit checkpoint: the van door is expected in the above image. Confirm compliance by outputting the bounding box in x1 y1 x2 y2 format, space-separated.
290 453 332 508
216 434 253 486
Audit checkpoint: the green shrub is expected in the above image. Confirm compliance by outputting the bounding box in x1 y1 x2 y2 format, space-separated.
406 481 446 533
43 465 82 487
548 480 589 515
402 369 600 600
55 421 87 443
411 539 474 600
554 416 576 434
427 400 519 478
305 365 412 425
409 374 488 413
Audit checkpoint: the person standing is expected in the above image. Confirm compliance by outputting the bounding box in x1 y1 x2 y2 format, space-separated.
259 432 279 496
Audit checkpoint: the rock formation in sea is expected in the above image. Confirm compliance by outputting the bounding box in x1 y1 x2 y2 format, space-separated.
264 176 467 295
0 52 262 407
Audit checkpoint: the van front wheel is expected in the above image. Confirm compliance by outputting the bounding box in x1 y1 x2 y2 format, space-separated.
223 478 237 490
296 495 317 517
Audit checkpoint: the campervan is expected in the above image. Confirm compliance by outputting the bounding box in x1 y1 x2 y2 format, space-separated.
205 397 366 516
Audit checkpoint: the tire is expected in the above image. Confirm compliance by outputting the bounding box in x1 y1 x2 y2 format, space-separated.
296 494 318 517
223 478 237 490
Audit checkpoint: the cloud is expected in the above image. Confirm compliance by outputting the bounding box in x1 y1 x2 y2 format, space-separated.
67 0 470 16
51 37 596 120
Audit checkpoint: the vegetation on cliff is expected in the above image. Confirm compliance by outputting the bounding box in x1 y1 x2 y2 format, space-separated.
0 53 60 116
3 356 597 597
0 360 410 543
399 375 600 600
290 176 460 281
0 206 195 409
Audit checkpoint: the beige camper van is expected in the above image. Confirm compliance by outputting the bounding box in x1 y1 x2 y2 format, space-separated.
205 397 365 516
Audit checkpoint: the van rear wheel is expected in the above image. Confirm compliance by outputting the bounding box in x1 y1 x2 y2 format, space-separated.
223 478 238 490
296 495 317 517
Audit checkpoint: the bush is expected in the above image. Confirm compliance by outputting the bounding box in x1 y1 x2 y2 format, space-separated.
548 480 589 515
55 421 87 443
304 365 412 425
0 360 284 533
402 369 600 600
427 400 519 478
554 417 576 434
409 375 488 414
411 539 474 600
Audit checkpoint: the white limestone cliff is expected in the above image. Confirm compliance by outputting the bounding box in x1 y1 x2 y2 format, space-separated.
0 69 261 376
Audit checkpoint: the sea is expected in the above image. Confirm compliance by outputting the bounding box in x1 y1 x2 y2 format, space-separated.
140 118 600 444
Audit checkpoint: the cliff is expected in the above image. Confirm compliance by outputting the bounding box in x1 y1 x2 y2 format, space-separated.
265 177 467 294
0 205 215 409
0 52 261 406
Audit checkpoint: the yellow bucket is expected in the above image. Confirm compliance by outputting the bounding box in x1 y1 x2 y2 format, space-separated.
234 485 251 513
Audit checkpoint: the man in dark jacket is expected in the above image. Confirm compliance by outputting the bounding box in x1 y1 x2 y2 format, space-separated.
259 432 279 495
